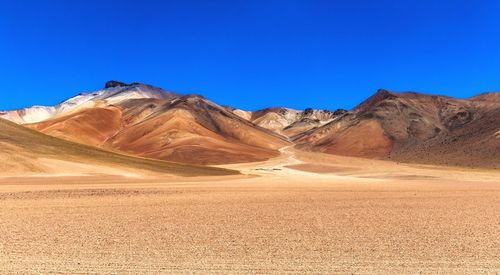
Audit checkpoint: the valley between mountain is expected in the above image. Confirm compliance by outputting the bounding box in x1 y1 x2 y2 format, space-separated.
0 81 499 273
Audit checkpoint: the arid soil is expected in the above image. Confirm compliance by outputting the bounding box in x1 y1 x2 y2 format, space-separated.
0 148 498 273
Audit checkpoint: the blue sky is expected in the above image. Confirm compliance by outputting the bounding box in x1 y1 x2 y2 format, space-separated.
1 0 499 111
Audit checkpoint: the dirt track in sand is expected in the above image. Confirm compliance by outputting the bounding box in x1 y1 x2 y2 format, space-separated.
0 149 499 273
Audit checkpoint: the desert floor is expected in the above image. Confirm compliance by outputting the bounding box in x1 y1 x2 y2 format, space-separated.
0 148 499 273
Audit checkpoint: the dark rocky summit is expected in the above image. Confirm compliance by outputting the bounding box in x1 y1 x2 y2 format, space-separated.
104 80 130 89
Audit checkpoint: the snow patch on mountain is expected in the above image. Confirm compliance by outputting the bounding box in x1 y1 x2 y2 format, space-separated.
0 82 179 124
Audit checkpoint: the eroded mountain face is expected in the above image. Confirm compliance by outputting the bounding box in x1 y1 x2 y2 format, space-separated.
12 82 289 165
229 107 347 137
295 89 500 168
2 82 499 168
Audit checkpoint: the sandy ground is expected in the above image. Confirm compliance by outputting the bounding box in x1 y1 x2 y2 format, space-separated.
0 148 499 273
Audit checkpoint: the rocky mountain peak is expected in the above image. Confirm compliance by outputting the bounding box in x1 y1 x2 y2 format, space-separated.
353 89 398 113
104 80 130 89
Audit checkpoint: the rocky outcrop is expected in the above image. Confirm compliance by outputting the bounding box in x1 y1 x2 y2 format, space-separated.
104 80 130 88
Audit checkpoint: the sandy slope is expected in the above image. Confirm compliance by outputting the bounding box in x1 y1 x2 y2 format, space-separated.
0 118 237 177
0 148 498 273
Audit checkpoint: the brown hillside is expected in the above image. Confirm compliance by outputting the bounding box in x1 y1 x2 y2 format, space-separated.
295 90 500 168
0 118 238 176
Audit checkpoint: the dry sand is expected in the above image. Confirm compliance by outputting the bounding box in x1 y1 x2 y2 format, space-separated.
0 149 499 273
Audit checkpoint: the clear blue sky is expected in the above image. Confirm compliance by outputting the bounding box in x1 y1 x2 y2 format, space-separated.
1 0 499 111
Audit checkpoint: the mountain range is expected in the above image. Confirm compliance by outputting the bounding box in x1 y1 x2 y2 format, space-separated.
2 80 499 168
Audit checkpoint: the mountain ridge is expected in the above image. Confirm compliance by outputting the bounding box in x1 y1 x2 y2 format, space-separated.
2 81 499 168
295 88 500 168
17 83 290 165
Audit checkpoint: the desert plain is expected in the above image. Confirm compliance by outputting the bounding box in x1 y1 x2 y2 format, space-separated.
0 147 498 274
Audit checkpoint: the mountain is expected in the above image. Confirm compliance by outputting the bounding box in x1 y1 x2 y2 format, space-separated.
229 107 347 137
0 81 179 124
295 89 500 168
3 82 499 168
20 82 289 165
0 117 237 176
103 95 288 164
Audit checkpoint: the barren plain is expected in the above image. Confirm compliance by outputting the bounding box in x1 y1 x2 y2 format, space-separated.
0 148 499 274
